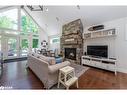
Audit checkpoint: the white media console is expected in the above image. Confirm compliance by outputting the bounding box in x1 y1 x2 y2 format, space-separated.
82 56 117 75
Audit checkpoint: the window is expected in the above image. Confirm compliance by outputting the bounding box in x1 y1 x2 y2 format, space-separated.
0 7 40 58
50 37 60 44
0 36 1 52
8 38 17 57
21 10 39 34
0 8 18 30
21 39 28 49
32 39 39 48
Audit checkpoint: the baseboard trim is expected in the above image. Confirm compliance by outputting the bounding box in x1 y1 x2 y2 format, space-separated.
117 67 127 74
83 64 127 74
4 57 27 63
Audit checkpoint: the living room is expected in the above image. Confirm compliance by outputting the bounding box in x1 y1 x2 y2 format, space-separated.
1 4 127 92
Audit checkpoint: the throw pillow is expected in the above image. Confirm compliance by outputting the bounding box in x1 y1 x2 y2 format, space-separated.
49 58 56 65
39 55 56 65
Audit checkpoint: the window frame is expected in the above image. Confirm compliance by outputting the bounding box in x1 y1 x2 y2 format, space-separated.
50 36 60 44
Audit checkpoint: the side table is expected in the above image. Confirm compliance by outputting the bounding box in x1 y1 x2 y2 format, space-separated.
57 66 78 89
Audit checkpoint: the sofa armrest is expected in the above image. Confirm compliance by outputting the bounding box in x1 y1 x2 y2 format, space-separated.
48 61 71 74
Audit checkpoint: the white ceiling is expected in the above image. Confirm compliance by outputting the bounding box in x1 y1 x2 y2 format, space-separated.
30 6 127 36
2 6 127 36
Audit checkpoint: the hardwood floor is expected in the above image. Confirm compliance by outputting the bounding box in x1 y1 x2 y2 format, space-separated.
0 61 127 89
0 61 44 89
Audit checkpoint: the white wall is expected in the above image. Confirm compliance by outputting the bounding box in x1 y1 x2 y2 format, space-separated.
83 17 127 73
83 37 116 58
38 29 48 48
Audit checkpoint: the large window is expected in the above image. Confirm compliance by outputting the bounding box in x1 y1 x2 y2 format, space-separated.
0 8 18 30
21 10 39 33
21 10 39 53
0 7 40 58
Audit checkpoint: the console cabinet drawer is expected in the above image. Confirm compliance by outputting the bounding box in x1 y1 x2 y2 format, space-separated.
84 59 90 65
91 60 101 67
107 64 116 71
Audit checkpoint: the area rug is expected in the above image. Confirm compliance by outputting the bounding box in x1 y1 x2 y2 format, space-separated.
50 63 89 89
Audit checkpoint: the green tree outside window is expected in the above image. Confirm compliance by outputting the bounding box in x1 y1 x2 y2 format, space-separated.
21 39 28 49
0 9 18 30
33 39 38 48
21 15 39 34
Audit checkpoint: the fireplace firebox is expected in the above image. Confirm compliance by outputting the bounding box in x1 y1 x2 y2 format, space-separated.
65 48 76 60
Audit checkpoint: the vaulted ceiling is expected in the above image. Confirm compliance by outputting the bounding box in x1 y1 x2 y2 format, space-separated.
2 6 127 36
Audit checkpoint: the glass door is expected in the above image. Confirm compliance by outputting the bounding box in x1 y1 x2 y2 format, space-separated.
20 35 31 57
0 30 19 59
1 36 18 59
20 38 29 57
20 34 39 57
0 35 1 52
32 38 39 53
7 38 18 58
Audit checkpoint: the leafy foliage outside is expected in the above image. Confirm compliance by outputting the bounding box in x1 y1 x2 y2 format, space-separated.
0 16 14 29
21 16 39 33
0 15 39 34
21 39 28 49
0 9 39 50
32 39 38 48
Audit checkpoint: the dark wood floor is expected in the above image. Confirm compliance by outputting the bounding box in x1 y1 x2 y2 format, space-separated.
0 61 127 89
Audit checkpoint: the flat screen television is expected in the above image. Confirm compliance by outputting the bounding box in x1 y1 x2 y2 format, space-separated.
87 45 108 58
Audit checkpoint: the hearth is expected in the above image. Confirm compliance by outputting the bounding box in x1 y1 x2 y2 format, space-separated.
65 48 76 60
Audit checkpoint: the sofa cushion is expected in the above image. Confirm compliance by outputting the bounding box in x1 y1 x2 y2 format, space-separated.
48 61 71 74
39 55 56 65
29 53 56 65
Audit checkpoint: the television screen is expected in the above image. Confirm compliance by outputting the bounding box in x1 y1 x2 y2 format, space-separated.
87 45 108 58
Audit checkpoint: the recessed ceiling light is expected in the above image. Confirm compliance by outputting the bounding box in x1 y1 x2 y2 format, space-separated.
77 5 80 10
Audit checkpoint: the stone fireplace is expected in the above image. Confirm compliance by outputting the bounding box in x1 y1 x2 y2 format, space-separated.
60 19 83 64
